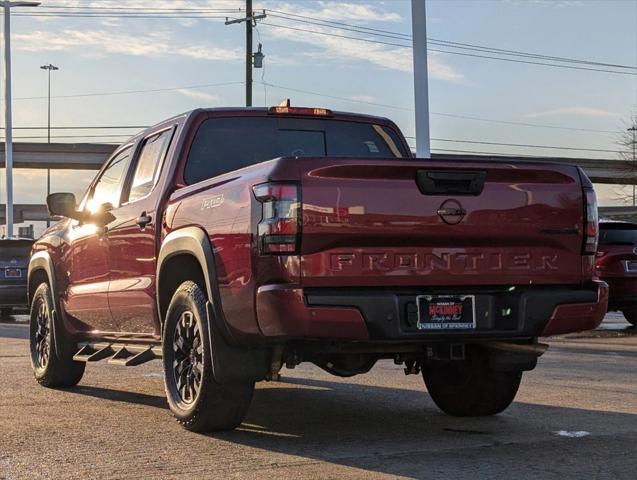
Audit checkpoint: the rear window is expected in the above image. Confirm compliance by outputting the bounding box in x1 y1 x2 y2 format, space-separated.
0 242 33 261
184 116 408 185
599 224 637 245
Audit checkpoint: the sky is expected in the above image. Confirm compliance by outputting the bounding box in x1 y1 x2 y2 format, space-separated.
2 0 637 226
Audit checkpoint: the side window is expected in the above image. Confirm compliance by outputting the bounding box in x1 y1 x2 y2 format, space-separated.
87 147 132 212
184 117 278 185
127 129 173 202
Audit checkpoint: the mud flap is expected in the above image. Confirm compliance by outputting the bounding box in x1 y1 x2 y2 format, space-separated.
51 308 63 361
205 301 270 383
51 308 77 361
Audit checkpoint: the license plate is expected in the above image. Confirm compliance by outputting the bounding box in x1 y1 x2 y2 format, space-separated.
4 268 21 278
625 261 637 273
416 295 476 330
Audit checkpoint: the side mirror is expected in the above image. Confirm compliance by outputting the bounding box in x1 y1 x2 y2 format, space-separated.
46 192 82 220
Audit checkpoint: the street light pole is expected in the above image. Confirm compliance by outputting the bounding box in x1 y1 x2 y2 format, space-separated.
40 64 57 143
40 63 58 228
1 1 40 238
411 0 430 159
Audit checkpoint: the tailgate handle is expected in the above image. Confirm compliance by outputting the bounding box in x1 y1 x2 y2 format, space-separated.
416 170 487 196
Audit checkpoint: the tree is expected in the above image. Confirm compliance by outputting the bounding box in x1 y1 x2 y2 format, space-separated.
615 115 637 206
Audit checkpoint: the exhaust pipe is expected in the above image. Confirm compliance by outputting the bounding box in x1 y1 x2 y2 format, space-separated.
486 342 549 357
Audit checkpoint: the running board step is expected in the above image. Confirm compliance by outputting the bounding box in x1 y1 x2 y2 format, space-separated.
73 344 115 362
74 342 162 367
108 346 159 367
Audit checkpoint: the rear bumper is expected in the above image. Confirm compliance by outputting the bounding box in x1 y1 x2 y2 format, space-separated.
0 284 28 307
255 281 608 341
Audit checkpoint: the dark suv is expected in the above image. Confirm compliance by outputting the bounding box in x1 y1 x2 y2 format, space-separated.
0 238 34 317
597 221 637 325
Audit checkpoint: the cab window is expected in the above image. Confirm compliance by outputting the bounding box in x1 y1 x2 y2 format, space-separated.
87 146 132 212
127 129 172 202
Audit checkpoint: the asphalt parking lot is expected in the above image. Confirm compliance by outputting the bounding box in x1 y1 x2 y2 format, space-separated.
1 315 636 479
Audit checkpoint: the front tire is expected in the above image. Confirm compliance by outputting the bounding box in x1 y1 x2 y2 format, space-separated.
162 281 254 432
622 308 637 326
422 348 521 417
29 283 85 388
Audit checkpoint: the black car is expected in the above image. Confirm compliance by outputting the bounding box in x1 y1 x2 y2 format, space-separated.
0 238 34 317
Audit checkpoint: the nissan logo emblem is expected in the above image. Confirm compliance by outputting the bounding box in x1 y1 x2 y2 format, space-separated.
437 199 466 225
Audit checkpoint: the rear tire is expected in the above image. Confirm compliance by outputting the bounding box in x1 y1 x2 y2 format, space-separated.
162 281 254 432
29 283 85 388
422 348 521 416
623 308 637 326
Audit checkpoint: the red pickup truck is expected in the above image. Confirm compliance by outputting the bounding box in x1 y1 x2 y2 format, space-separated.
596 221 637 325
28 106 608 432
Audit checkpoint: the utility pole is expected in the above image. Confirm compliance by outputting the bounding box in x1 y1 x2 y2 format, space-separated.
40 63 57 227
411 0 430 159
225 1 266 107
245 0 252 107
1 1 40 238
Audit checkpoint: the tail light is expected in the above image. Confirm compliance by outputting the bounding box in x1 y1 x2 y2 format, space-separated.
583 187 598 255
253 182 300 254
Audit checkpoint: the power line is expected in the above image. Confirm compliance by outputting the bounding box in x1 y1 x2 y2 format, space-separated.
24 4 637 71
4 75 618 138
428 112 618 134
258 81 619 134
0 125 147 130
13 81 243 101
428 138 622 153
429 147 594 158
17 6 636 75
8 75 620 136
259 80 412 110
15 13 230 19
266 10 636 70
258 22 637 76
34 5 239 11
0 134 132 140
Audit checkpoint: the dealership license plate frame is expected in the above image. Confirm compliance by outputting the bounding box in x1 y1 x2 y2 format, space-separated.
416 294 476 330
4 268 21 278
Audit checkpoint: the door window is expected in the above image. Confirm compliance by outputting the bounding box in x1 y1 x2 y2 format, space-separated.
87 146 132 213
127 129 173 202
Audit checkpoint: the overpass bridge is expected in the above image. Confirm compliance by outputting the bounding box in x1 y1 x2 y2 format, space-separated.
1 143 637 224
1 143 636 184
0 142 113 170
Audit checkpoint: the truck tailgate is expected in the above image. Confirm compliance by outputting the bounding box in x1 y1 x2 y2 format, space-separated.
298 158 585 287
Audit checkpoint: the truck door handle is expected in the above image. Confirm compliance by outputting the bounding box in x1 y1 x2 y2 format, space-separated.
416 170 487 196
136 212 152 229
